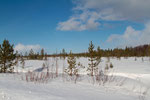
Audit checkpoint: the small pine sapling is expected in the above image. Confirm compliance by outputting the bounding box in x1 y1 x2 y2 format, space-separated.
87 41 101 76
110 62 113 69
65 51 77 76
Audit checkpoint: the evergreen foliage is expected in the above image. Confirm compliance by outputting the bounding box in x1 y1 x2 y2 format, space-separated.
97 46 101 57
0 39 17 73
29 49 35 59
28 49 39 59
67 44 150 58
110 63 113 68
61 48 67 59
87 41 101 76
65 51 77 76
40 48 44 60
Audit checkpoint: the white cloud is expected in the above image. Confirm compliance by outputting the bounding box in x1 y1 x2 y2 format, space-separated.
14 43 41 54
57 17 86 31
74 0 150 21
107 22 150 47
57 11 100 31
57 0 150 31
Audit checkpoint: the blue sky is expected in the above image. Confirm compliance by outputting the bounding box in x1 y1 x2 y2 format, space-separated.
0 0 149 54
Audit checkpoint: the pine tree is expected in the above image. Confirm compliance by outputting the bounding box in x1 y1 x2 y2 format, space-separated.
87 41 101 76
97 46 101 58
0 39 17 73
65 51 77 76
24 51 28 59
29 49 35 59
40 48 44 60
62 48 66 59
148 46 150 61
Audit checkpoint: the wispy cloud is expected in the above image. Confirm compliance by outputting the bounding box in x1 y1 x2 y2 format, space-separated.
14 43 41 54
57 11 100 31
57 0 150 31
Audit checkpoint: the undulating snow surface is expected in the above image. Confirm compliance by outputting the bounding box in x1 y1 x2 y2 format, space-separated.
0 57 150 100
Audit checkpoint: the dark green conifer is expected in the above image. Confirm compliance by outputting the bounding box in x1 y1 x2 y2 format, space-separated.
40 48 44 60
29 49 35 59
0 39 17 73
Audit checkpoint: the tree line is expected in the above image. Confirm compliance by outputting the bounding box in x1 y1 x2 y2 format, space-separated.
49 44 150 58
0 39 150 73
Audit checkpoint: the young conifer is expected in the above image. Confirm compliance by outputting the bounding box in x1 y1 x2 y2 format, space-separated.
29 49 35 59
97 46 101 58
65 51 77 76
62 48 66 59
40 48 44 60
87 41 101 76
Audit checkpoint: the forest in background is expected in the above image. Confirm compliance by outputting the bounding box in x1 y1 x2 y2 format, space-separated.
24 43 150 60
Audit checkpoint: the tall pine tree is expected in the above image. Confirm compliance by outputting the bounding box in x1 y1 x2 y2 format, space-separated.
0 40 16 73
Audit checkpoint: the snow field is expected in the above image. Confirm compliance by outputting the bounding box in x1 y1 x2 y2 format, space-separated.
0 57 150 100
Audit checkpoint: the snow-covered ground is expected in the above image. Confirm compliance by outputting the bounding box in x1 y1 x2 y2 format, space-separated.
0 57 150 100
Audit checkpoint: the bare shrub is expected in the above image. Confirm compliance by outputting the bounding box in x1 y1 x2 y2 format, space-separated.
139 87 149 100
93 61 126 87
20 56 25 69
135 57 137 61
137 81 150 100
106 57 110 63
22 68 52 84
142 57 144 62
62 58 66 82
20 59 56 84
55 57 58 77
